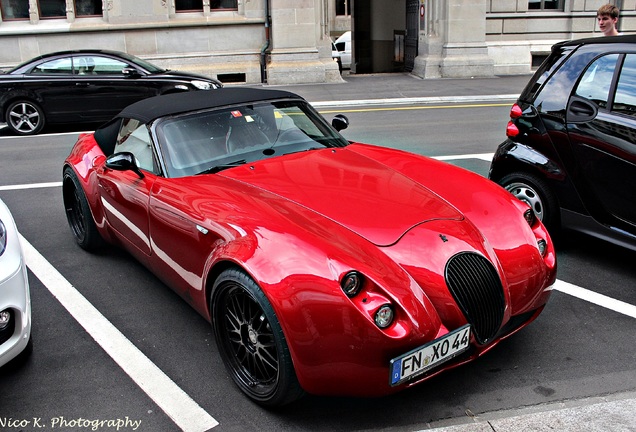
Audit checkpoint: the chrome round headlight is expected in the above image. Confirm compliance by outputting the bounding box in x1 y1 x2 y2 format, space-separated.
374 304 394 329
341 271 363 297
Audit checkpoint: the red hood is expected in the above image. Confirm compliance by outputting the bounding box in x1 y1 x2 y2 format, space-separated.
219 146 463 246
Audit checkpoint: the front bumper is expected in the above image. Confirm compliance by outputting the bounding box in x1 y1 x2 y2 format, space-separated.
0 258 31 367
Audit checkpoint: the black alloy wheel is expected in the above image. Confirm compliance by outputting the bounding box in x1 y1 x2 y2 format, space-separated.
6 100 45 136
211 268 304 407
62 167 103 251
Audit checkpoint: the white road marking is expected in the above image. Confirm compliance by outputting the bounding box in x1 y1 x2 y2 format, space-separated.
0 182 62 191
19 234 219 432
433 153 494 162
554 279 636 319
311 94 518 108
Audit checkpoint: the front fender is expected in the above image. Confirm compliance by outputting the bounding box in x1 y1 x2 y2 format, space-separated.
63 134 112 242
203 207 447 397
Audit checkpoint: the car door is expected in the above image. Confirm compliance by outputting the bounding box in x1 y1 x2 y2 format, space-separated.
24 56 95 123
566 52 636 233
71 55 158 121
96 119 158 256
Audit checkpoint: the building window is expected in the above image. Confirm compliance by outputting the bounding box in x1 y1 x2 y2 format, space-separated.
175 0 237 12
210 0 237 9
336 0 351 16
176 0 203 12
0 0 29 20
528 0 564 10
75 0 101 16
39 0 66 19
0 0 102 20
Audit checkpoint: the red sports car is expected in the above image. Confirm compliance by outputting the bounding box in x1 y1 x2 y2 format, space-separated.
62 88 556 407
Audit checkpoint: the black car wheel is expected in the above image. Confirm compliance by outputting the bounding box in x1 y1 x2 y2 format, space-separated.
500 172 559 233
211 268 304 407
5 100 45 136
62 167 103 251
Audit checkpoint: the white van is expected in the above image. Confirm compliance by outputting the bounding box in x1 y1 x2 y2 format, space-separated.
334 31 351 69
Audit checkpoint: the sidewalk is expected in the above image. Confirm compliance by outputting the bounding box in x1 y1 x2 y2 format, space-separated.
271 72 636 432
423 391 636 431
264 72 531 105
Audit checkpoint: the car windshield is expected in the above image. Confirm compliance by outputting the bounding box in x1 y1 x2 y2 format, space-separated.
155 100 350 178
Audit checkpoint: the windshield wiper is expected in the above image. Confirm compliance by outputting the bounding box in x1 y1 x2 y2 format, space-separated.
197 160 246 175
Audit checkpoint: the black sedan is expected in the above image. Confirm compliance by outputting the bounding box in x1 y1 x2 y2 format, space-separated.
489 35 636 251
0 50 222 135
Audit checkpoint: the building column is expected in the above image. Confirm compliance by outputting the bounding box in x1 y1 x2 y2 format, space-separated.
266 0 341 85
413 0 493 79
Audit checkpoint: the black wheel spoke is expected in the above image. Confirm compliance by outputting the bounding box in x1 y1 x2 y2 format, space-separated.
212 269 303 406
217 283 280 392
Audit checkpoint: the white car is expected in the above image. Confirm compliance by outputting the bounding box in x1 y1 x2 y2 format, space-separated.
0 198 32 367
335 31 351 69
331 42 342 73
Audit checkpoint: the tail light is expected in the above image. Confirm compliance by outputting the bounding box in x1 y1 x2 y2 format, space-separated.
506 121 519 137
506 103 523 137
510 103 523 119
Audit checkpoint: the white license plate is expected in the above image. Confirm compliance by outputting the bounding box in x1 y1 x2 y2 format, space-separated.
390 324 471 386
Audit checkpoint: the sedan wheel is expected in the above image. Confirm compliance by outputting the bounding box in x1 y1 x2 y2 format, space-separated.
500 172 559 233
6 100 45 135
211 268 304 407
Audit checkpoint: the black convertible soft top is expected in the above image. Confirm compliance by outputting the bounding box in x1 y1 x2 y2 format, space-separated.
118 87 302 123
94 87 303 155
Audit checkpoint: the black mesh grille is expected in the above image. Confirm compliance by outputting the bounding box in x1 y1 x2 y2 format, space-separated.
445 252 505 344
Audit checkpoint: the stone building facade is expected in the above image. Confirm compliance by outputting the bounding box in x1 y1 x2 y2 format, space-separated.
0 0 632 84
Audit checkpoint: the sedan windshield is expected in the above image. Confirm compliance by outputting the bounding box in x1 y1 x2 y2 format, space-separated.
154 100 349 178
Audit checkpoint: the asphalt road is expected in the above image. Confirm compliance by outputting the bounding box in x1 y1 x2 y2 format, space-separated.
1 75 635 432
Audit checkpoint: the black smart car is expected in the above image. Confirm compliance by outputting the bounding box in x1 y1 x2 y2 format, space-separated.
0 50 222 136
489 35 636 251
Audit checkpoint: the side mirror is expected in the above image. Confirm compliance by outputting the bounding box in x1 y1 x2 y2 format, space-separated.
106 152 144 178
332 114 349 132
122 67 141 78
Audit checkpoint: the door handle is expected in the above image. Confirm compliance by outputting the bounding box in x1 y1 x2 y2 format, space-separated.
567 97 598 123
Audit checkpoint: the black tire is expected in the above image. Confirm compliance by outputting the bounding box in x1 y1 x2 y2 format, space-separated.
62 167 104 251
500 172 560 233
211 268 304 407
5 100 45 136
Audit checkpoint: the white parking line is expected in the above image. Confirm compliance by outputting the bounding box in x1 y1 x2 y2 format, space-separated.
19 234 219 432
554 280 636 319
433 153 494 162
0 182 62 191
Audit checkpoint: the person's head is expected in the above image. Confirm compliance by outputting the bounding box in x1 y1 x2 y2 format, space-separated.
597 4 620 36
